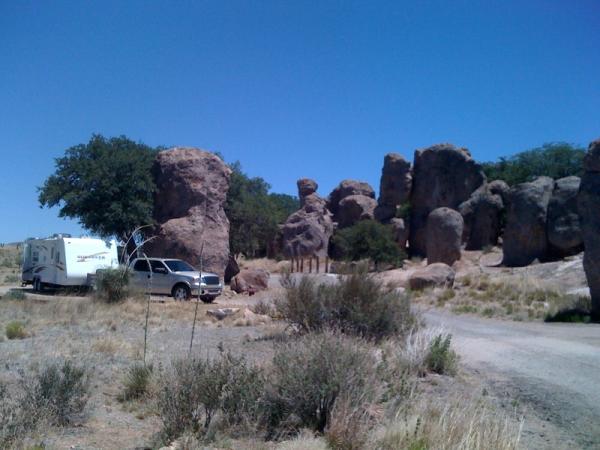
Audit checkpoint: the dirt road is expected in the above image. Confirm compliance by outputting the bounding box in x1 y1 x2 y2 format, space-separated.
425 309 600 449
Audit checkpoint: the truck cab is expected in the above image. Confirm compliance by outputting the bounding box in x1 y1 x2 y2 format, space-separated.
129 257 223 302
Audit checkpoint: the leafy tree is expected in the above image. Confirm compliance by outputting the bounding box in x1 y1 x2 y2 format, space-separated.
482 142 585 185
330 220 405 268
225 162 298 258
38 134 157 245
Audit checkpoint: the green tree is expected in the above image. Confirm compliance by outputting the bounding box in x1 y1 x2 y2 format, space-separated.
38 134 157 244
482 142 585 185
330 220 405 268
225 162 298 258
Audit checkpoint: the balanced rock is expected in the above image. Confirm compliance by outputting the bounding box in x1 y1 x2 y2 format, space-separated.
297 178 318 206
426 207 463 265
390 218 409 249
147 148 231 276
547 176 583 257
337 194 377 228
577 139 600 319
230 269 270 294
502 176 554 267
327 180 375 217
410 144 486 256
409 263 456 290
459 181 507 250
375 153 412 222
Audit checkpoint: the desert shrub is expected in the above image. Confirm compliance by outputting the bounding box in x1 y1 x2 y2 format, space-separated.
157 350 264 441
3 289 25 300
330 220 406 268
95 266 130 303
545 294 592 323
276 269 415 340
120 363 153 401
425 334 458 375
21 360 90 426
3 275 20 284
263 331 383 439
0 383 27 448
6 321 27 339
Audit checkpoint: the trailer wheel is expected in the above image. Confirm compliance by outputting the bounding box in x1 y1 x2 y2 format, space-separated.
33 278 44 292
172 284 191 301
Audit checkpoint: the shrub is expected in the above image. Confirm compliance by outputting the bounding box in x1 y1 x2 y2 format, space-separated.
330 220 406 269
95 266 130 303
0 383 27 448
120 363 153 401
6 321 26 339
276 269 415 340
3 290 25 301
21 360 90 426
156 350 264 441
263 331 383 439
425 334 458 375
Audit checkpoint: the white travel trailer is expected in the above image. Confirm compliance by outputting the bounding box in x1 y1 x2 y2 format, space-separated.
22 234 118 291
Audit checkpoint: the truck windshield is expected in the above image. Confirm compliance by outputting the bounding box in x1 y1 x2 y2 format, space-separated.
164 260 196 272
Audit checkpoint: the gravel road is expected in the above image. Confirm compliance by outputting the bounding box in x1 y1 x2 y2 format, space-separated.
425 309 600 449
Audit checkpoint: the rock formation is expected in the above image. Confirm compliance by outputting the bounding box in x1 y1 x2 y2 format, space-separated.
230 269 270 294
327 180 375 215
577 139 600 320
547 176 583 257
282 180 334 258
389 218 409 250
147 147 231 276
374 153 412 222
502 176 554 267
426 207 463 265
297 178 318 207
336 194 377 228
224 254 240 284
410 144 486 256
459 181 508 250
409 263 456 290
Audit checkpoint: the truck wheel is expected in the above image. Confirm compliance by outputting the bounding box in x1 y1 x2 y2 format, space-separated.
172 284 191 301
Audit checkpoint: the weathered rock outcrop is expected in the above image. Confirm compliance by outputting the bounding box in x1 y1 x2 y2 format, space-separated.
410 144 486 256
224 254 240 284
577 139 600 319
230 269 270 294
147 147 231 276
375 153 412 222
297 178 318 207
327 180 375 217
547 176 583 257
426 207 463 265
282 181 334 258
459 181 507 250
409 263 456 290
336 194 377 228
502 176 554 267
390 218 409 250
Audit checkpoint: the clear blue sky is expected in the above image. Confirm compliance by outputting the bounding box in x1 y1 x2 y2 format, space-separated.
1 0 599 243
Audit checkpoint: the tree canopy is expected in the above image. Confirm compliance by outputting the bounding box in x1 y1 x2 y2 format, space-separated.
38 134 157 241
225 162 298 258
482 142 585 186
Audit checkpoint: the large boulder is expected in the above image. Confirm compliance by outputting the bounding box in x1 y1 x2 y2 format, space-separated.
230 269 270 294
297 178 318 207
459 181 507 250
375 153 412 222
502 176 554 267
547 176 583 257
578 139 600 320
409 263 456 290
426 207 463 265
409 144 486 256
336 194 377 228
282 181 334 258
147 148 231 276
327 180 375 217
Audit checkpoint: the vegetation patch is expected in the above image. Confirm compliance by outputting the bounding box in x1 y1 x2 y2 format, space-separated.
6 320 27 339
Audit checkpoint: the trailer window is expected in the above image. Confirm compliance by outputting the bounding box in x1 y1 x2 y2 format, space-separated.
33 251 39 264
51 248 54 259
56 251 60 263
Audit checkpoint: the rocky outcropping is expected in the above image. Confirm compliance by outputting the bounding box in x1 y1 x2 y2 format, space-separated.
502 176 554 267
327 180 375 216
297 178 318 207
147 147 231 276
390 218 409 250
426 207 463 265
459 181 508 250
374 153 412 222
547 176 583 257
224 255 240 284
410 144 486 256
230 269 270 294
409 263 456 290
282 181 334 258
578 139 600 320
337 194 377 228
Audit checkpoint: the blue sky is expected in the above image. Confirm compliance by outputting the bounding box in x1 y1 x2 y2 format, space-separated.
1 0 599 242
